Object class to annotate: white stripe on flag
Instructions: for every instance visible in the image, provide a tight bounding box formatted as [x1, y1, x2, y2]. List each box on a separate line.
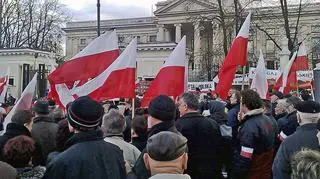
[278, 131, 287, 141]
[240, 146, 254, 159]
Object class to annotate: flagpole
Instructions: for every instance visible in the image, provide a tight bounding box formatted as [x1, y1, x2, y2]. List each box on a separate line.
[239, 65, 246, 121]
[310, 83, 315, 100]
[131, 98, 135, 119]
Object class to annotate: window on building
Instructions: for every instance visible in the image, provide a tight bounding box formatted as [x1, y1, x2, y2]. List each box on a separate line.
[248, 40, 254, 53]
[266, 60, 275, 69]
[9, 77, 14, 86]
[118, 36, 125, 43]
[311, 37, 320, 58]
[311, 25, 320, 33]
[136, 36, 141, 43]
[149, 35, 156, 42]
[266, 28, 275, 35]
[266, 40, 275, 53]
[80, 39, 86, 45]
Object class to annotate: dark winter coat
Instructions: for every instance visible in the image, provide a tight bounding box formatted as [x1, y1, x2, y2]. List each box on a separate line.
[274, 112, 287, 121]
[227, 103, 240, 139]
[131, 135, 147, 152]
[42, 129, 126, 179]
[0, 123, 44, 165]
[277, 111, 298, 140]
[231, 108, 278, 179]
[128, 121, 178, 179]
[176, 112, 223, 179]
[31, 116, 58, 165]
[272, 123, 320, 179]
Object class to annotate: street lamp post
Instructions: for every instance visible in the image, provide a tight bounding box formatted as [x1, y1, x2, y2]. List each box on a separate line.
[97, 0, 100, 37]
[97, 0, 101, 36]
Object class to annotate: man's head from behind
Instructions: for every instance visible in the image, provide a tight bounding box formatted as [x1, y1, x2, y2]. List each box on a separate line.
[143, 131, 188, 175]
[32, 100, 49, 116]
[11, 110, 33, 131]
[102, 109, 126, 136]
[147, 95, 176, 129]
[295, 101, 320, 125]
[67, 96, 104, 132]
[177, 92, 198, 117]
[241, 90, 263, 113]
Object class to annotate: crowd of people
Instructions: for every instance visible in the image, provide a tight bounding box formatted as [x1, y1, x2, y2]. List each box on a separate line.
[0, 89, 319, 179]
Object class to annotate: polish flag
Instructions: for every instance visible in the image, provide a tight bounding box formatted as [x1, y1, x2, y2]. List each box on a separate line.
[54, 39, 137, 107]
[3, 73, 38, 130]
[215, 12, 251, 100]
[251, 50, 268, 99]
[48, 31, 119, 103]
[274, 51, 298, 94]
[295, 43, 309, 70]
[0, 68, 10, 103]
[141, 36, 188, 107]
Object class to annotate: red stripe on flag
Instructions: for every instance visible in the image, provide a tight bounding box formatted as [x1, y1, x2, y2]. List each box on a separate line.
[141, 66, 185, 107]
[216, 36, 248, 100]
[48, 49, 119, 84]
[88, 68, 136, 101]
[294, 56, 309, 71]
[240, 150, 253, 159]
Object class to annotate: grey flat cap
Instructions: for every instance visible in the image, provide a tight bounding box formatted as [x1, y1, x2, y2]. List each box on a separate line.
[146, 131, 188, 161]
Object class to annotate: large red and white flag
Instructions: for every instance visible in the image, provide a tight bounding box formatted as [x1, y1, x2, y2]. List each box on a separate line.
[48, 31, 119, 103]
[3, 73, 38, 130]
[295, 43, 309, 70]
[215, 12, 251, 100]
[54, 39, 137, 107]
[274, 51, 298, 94]
[141, 36, 187, 107]
[0, 67, 10, 103]
[251, 50, 268, 99]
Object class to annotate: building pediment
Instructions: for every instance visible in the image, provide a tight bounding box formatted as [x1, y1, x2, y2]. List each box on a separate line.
[155, 0, 218, 15]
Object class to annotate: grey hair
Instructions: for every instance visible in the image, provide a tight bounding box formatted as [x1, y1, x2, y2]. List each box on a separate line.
[180, 92, 199, 110]
[291, 149, 320, 179]
[276, 99, 287, 109]
[102, 109, 126, 135]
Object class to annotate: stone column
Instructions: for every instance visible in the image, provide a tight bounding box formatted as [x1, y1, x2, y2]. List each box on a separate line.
[212, 21, 220, 48]
[164, 28, 171, 42]
[157, 24, 165, 42]
[279, 37, 291, 70]
[175, 23, 182, 43]
[194, 21, 201, 76]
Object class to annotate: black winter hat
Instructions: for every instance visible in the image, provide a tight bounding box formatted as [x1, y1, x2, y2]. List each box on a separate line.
[148, 95, 175, 121]
[32, 100, 49, 114]
[147, 131, 188, 161]
[295, 101, 320, 113]
[68, 96, 104, 131]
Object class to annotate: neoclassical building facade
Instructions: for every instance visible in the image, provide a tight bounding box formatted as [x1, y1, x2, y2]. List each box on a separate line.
[63, 0, 320, 81]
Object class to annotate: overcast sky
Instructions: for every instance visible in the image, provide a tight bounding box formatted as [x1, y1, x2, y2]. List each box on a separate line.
[60, 0, 163, 21]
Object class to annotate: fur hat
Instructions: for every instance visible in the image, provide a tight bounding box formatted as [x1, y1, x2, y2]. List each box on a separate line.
[148, 95, 175, 122]
[68, 96, 104, 131]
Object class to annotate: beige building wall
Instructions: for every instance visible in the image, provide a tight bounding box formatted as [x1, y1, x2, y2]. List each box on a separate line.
[0, 49, 56, 98]
[63, 0, 320, 80]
